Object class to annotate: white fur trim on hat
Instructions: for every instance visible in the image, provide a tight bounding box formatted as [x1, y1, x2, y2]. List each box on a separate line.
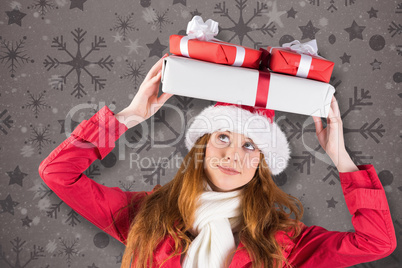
[185, 105, 291, 176]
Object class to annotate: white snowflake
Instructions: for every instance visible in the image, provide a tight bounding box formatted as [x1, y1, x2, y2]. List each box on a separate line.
[156, 129, 165, 140]
[32, 216, 40, 226]
[384, 185, 392, 193]
[112, 32, 123, 43]
[37, 197, 52, 212]
[54, 0, 68, 7]
[264, 0, 286, 28]
[181, 8, 190, 19]
[126, 175, 135, 182]
[142, 7, 157, 23]
[385, 82, 393, 89]
[125, 38, 142, 54]
[394, 107, 402, 116]
[319, 17, 328, 27]
[378, 109, 386, 117]
[10, 1, 22, 10]
[28, 180, 44, 199]
[48, 74, 65, 90]
[21, 144, 35, 157]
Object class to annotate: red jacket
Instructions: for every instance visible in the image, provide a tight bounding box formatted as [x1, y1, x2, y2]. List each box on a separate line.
[38, 106, 397, 268]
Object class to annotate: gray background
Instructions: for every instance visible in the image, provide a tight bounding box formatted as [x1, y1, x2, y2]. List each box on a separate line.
[1, 0, 401, 267]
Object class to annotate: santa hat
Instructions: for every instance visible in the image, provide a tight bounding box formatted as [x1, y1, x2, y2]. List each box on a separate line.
[185, 102, 291, 176]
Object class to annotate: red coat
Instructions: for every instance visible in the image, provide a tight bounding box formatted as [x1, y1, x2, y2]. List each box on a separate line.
[38, 106, 397, 268]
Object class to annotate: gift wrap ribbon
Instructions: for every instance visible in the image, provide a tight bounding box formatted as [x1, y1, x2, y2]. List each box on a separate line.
[179, 36, 246, 67]
[269, 40, 320, 79]
[180, 16, 246, 67]
[255, 71, 271, 108]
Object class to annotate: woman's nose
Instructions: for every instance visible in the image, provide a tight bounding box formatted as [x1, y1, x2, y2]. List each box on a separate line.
[224, 145, 240, 161]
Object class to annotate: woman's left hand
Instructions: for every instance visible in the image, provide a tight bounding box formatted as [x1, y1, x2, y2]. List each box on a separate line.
[312, 95, 357, 171]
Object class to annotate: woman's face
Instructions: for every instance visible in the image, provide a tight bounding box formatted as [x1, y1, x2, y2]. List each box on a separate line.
[204, 131, 261, 192]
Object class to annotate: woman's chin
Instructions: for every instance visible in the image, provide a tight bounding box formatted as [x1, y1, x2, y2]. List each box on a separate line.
[206, 180, 225, 192]
[205, 176, 242, 192]
[209, 181, 238, 192]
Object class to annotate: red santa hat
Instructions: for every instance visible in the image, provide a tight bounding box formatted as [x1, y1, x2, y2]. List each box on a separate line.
[185, 102, 291, 176]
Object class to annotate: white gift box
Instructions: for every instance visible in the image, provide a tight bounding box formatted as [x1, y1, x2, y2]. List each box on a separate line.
[161, 55, 335, 118]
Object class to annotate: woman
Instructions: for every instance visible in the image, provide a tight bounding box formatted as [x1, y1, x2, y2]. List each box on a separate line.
[39, 54, 397, 268]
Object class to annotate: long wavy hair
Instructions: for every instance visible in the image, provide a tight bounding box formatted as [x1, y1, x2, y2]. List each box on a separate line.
[113, 133, 304, 268]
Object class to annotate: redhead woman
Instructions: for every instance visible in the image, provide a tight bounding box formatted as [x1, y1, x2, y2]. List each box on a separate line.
[39, 54, 396, 268]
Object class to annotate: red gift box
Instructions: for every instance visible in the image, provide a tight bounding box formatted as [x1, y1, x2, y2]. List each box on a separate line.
[263, 46, 334, 83]
[169, 35, 262, 69]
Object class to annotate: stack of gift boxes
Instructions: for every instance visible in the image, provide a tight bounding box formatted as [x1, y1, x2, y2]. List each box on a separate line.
[161, 16, 335, 118]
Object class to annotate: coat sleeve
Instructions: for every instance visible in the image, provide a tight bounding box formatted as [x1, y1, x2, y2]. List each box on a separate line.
[287, 164, 397, 268]
[38, 105, 151, 245]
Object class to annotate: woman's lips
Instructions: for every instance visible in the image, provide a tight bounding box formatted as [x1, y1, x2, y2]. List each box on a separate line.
[218, 165, 240, 175]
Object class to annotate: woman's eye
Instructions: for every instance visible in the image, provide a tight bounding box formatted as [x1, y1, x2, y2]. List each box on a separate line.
[218, 134, 229, 143]
[244, 142, 255, 150]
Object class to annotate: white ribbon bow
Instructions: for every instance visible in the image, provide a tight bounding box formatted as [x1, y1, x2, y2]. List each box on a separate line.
[268, 39, 321, 78]
[281, 39, 319, 56]
[180, 16, 246, 67]
[186, 15, 219, 41]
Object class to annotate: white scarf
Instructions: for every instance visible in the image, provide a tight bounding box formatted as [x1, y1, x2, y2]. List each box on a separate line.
[182, 182, 242, 268]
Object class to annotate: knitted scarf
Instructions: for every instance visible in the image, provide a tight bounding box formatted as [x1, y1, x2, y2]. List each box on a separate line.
[182, 182, 242, 268]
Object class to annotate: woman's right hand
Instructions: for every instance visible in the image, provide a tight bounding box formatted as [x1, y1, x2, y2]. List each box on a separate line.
[115, 53, 173, 129]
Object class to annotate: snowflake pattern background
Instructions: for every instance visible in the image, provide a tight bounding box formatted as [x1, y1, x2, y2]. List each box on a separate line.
[0, 0, 401, 267]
